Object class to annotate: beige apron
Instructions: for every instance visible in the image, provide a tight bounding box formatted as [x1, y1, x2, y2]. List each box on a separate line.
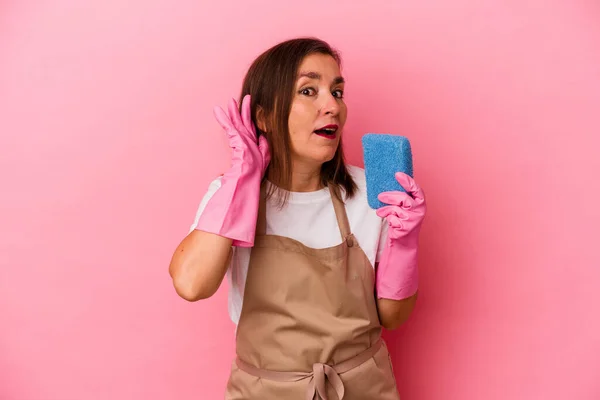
[225, 185, 400, 400]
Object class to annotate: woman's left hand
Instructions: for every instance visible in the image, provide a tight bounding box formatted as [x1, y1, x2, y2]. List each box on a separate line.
[375, 172, 426, 301]
[376, 172, 426, 241]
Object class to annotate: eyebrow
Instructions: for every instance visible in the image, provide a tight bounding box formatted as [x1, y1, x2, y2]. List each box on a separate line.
[298, 71, 345, 85]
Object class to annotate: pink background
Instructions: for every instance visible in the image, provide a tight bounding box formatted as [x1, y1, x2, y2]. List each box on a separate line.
[2, 1, 599, 399]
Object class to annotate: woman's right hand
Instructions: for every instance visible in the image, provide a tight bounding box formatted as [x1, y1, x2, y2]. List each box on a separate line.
[169, 95, 270, 301]
[193, 94, 270, 248]
[214, 94, 270, 179]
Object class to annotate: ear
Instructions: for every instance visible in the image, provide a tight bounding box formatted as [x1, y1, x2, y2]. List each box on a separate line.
[255, 106, 268, 132]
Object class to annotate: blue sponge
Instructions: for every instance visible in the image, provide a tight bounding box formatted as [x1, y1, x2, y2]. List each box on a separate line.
[361, 133, 414, 210]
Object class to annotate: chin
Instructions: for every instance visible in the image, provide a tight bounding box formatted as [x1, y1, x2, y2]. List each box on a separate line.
[297, 142, 339, 166]
[315, 150, 337, 165]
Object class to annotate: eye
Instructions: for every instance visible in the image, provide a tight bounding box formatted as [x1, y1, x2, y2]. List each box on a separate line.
[332, 89, 344, 99]
[299, 87, 316, 96]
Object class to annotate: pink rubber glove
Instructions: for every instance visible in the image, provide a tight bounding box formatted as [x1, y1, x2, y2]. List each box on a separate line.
[195, 95, 270, 247]
[375, 172, 426, 300]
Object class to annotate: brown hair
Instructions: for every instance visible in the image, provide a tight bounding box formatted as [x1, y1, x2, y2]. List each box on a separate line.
[239, 37, 357, 207]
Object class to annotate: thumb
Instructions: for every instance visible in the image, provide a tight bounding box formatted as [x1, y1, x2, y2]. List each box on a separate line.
[258, 135, 271, 168]
[395, 172, 425, 203]
[258, 135, 269, 156]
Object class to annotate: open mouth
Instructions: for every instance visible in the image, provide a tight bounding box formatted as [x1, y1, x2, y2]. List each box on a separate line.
[314, 124, 338, 140]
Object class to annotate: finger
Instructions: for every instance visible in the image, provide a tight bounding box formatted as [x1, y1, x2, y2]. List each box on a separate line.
[241, 95, 254, 134]
[258, 135, 271, 163]
[395, 172, 425, 202]
[386, 214, 405, 229]
[213, 105, 233, 132]
[378, 212, 406, 233]
[376, 205, 408, 220]
[378, 191, 415, 209]
[227, 97, 246, 134]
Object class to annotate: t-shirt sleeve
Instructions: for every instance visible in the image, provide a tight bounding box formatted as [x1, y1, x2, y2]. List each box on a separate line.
[188, 176, 223, 233]
[375, 219, 389, 263]
[188, 176, 235, 276]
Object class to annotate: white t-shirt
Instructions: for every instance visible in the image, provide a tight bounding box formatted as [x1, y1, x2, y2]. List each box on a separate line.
[189, 165, 388, 325]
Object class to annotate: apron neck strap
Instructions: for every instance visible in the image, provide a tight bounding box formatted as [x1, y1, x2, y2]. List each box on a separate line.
[329, 184, 352, 240]
[257, 184, 268, 236]
[256, 183, 351, 240]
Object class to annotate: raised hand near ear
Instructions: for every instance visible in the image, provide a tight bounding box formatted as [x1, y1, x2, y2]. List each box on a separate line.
[195, 95, 271, 247]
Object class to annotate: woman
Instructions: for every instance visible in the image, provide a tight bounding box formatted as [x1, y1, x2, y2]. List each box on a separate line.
[169, 38, 426, 399]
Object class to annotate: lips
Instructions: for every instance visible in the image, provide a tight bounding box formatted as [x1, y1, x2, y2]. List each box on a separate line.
[314, 124, 338, 139]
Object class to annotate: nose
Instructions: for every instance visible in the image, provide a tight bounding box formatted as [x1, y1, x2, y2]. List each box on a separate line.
[321, 92, 340, 116]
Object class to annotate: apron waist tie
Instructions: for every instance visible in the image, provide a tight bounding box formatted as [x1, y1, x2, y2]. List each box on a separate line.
[235, 339, 383, 400]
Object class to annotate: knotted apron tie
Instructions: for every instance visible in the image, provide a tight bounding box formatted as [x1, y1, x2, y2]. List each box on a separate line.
[236, 339, 383, 400]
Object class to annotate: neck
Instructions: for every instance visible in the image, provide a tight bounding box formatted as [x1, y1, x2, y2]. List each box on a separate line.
[269, 160, 323, 192]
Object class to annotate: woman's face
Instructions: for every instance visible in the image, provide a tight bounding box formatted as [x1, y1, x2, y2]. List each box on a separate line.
[288, 53, 347, 168]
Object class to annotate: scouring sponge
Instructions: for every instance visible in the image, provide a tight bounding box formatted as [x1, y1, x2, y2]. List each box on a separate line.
[362, 133, 414, 209]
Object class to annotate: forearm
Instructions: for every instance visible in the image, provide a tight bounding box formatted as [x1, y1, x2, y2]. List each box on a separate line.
[374, 171, 425, 327]
[169, 230, 233, 301]
[376, 291, 418, 330]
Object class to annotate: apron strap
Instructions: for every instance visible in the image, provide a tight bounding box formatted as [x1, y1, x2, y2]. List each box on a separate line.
[256, 184, 268, 236]
[329, 184, 352, 241]
[235, 339, 383, 400]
